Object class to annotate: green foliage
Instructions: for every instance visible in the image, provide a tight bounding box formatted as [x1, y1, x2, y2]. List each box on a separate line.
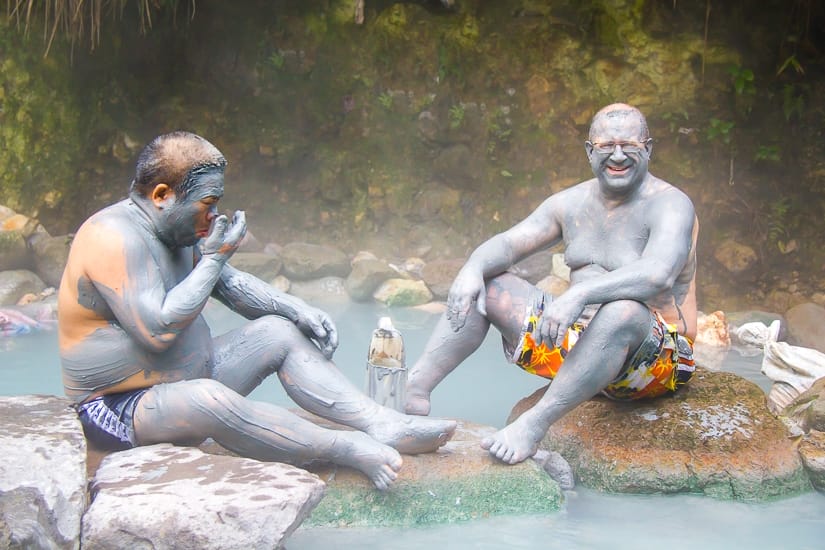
[486, 107, 513, 159]
[267, 51, 285, 70]
[766, 197, 791, 250]
[776, 54, 805, 77]
[662, 110, 690, 134]
[728, 65, 755, 96]
[754, 145, 781, 163]
[448, 104, 465, 129]
[0, 22, 81, 215]
[377, 91, 393, 110]
[705, 118, 734, 145]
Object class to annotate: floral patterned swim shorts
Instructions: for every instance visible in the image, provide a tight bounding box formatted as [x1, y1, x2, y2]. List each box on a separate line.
[505, 295, 695, 400]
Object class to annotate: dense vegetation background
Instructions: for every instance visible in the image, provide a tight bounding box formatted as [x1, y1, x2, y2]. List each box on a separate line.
[2, 0, 824, 312]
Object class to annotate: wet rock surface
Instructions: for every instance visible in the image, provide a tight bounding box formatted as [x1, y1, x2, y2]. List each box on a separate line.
[83, 444, 325, 550]
[0, 395, 87, 549]
[509, 369, 811, 500]
[293, 418, 564, 527]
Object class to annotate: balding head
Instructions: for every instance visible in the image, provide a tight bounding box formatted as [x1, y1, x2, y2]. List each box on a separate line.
[588, 103, 649, 142]
[131, 132, 227, 198]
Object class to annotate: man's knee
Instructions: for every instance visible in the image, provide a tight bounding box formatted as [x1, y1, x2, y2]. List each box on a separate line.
[484, 273, 540, 331]
[592, 300, 651, 337]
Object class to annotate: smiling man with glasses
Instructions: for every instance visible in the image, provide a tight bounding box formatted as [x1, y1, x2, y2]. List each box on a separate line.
[405, 103, 699, 466]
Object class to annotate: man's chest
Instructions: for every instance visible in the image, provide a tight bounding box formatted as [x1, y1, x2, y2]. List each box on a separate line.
[562, 216, 650, 271]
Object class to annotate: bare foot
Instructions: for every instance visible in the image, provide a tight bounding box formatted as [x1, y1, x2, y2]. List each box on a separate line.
[367, 412, 456, 454]
[480, 412, 548, 465]
[331, 431, 403, 490]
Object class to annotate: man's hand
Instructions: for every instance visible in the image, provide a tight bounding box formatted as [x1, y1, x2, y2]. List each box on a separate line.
[294, 304, 339, 359]
[539, 290, 585, 348]
[446, 267, 487, 332]
[199, 211, 247, 262]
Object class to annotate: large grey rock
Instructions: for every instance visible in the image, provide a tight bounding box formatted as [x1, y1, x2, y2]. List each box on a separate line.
[30, 234, 72, 288]
[0, 269, 47, 306]
[289, 276, 350, 307]
[228, 251, 283, 280]
[373, 278, 433, 307]
[0, 229, 30, 272]
[280, 242, 350, 280]
[420, 258, 463, 301]
[784, 302, 825, 353]
[0, 395, 87, 550]
[82, 444, 325, 550]
[345, 257, 397, 301]
[509, 369, 810, 500]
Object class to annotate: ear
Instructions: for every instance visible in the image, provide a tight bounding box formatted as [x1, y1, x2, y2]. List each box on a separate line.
[150, 184, 173, 208]
[644, 138, 653, 158]
[584, 140, 594, 159]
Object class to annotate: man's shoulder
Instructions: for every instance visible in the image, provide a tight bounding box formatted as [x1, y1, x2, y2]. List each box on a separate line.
[74, 201, 144, 245]
[647, 176, 695, 208]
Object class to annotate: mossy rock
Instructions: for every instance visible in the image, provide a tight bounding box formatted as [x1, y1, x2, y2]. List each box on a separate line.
[305, 420, 563, 527]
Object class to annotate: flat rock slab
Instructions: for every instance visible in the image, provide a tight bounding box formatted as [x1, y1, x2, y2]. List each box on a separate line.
[510, 369, 810, 500]
[82, 444, 325, 550]
[292, 419, 563, 527]
[0, 395, 86, 550]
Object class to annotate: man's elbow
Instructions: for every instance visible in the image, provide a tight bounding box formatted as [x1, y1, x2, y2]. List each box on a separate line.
[647, 265, 678, 294]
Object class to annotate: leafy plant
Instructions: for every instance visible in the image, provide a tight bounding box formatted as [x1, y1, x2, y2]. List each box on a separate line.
[728, 65, 755, 96]
[776, 54, 805, 77]
[377, 92, 393, 110]
[448, 104, 465, 129]
[267, 51, 285, 70]
[766, 197, 792, 252]
[662, 110, 690, 134]
[754, 145, 780, 162]
[705, 118, 734, 145]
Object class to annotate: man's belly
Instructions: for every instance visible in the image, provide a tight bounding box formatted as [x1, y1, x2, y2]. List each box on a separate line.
[61, 319, 214, 403]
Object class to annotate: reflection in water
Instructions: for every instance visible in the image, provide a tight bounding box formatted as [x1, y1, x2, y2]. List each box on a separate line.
[3, 300, 824, 549]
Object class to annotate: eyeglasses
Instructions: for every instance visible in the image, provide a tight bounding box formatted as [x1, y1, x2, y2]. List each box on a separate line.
[588, 139, 651, 155]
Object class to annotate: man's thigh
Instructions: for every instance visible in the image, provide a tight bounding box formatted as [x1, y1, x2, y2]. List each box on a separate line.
[210, 315, 296, 395]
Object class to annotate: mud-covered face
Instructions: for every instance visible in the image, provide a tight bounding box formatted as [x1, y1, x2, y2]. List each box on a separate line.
[158, 170, 224, 248]
[585, 111, 652, 198]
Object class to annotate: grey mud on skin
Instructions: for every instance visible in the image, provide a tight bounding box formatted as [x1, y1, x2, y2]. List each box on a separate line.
[405, 103, 698, 466]
[58, 131, 456, 490]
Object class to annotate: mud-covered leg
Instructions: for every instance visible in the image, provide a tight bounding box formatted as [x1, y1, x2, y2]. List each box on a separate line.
[133, 378, 403, 490]
[212, 315, 456, 454]
[404, 307, 491, 416]
[405, 272, 540, 416]
[481, 299, 651, 464]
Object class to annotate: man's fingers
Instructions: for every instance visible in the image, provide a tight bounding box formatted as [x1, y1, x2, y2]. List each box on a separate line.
[211, 214, 228, 237]
[226, 211, 247, 244]
[324, 319, 339, 352]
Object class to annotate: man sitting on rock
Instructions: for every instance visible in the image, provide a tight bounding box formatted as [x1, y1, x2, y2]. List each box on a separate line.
[405, 103, 698, 465]
[58, 131, 455, 490]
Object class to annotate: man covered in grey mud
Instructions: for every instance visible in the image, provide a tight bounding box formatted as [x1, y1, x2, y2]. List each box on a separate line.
[58, 131, 456, 490]
[405, 103, 698, 465]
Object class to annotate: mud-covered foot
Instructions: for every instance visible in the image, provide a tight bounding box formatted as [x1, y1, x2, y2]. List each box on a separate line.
[480, 412, 548, 465]
[331, 431, 404, 490]
[367, 412, 456, 454]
